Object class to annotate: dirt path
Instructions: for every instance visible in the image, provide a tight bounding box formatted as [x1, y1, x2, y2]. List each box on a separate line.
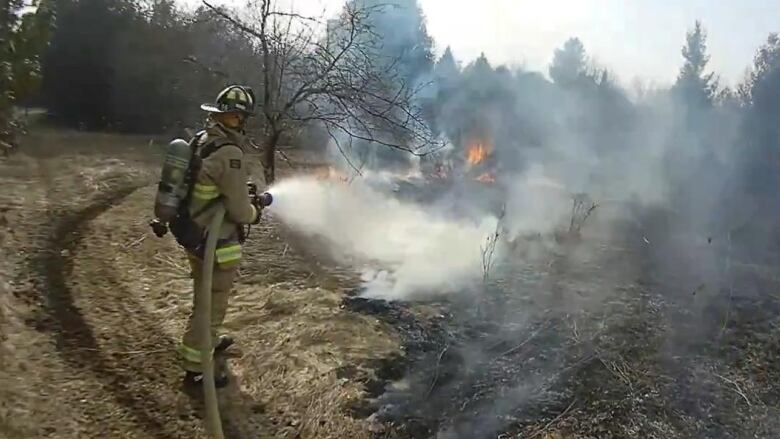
[1, 134, 172, 438]
[0, 129, 402, 438]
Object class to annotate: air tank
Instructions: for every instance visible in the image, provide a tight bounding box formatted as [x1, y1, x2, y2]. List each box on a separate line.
[154, 138, 192, 222]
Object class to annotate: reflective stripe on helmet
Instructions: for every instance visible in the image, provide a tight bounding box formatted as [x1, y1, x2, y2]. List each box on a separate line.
[226, 88, 245, 102]
[192, 183, 219, 200]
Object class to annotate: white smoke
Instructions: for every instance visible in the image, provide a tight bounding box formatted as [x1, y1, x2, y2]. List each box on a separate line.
[502, 164, 574, 238]
[267, 176, 500, 300]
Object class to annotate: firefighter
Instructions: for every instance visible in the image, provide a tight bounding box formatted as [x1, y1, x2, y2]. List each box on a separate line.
[177, 85, 264, 387]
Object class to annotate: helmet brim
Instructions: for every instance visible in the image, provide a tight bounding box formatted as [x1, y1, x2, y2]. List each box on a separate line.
[200, 103, 254, 115]
[200, 104, 226, 113]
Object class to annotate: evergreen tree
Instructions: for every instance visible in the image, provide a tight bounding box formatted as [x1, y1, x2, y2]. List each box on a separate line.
[739, 33, 780, 195]
[42, 0, 136, 129]
[41, 0, 257, 133]
[465, 52, 493, 78]
[739, 33, 780, 107]
[673, 20, 718, 108]
[434, 46, 459, 83]
[549, 37, 589, 87]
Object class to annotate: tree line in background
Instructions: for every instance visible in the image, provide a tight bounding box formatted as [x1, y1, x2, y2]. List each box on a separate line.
[1, 0, 54, 153]
[27, 0, 442, 182]
[1, 0, 780, 199]
[40, 0, 262, 134]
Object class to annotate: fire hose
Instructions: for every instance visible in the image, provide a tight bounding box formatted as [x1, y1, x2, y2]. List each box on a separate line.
[199, 190, 272, 439]
[148, 206, 227, 437]
[200, 204, 226, 439]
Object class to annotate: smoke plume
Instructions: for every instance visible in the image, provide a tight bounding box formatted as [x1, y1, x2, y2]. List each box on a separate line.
[266, 9, 780, 436]
[267, 176, 501, 299]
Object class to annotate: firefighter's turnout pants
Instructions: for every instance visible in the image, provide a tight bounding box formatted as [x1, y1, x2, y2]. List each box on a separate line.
[177, 251, 239, 373]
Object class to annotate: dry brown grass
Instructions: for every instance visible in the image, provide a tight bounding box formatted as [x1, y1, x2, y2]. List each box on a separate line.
[1, 127, 402, 438]
[114, 187, 401, 438]
[0, 140, 160, 438]
[230, 282, 398, 438]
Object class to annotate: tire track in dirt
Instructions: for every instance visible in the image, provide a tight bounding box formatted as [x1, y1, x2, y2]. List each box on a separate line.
[31, 182, 179, 439]
[11, 142, 406, 438]
[2, 136, 287, 437]
[33, 177, 273, 439]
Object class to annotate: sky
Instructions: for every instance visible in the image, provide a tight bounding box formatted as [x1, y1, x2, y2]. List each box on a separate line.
[189, 0, 780, 88]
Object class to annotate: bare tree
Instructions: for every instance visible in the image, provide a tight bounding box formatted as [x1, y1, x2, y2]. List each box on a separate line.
[203, 0, 442, 184]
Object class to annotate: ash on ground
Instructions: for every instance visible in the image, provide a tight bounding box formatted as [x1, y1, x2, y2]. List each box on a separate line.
[344, 213, 780, 439]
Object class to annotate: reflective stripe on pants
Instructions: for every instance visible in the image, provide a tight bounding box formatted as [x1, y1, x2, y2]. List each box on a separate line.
[215, 244, 242, 266]
[178, 343, 205, 364]
[179, 252, 237, 373]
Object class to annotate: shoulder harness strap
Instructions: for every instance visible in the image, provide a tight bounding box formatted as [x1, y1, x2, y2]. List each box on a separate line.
[187, 134, 237, 220]
[200, 136, 236, 160]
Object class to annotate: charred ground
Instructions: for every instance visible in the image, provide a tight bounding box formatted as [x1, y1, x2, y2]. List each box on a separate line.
[343, 205, 780, 439]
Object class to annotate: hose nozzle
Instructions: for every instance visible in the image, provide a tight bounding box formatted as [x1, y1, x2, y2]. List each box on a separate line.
[259, 192, 273, 207]
[247, 182, 273, 207]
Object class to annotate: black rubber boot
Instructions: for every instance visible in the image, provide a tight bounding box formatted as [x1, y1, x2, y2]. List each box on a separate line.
[214, 335, 234, 353]
[184, 370, 229, 388]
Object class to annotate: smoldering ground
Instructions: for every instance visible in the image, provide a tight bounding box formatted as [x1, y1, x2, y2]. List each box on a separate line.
[264, 5, 780, 437]
[262, 53, 780, 439]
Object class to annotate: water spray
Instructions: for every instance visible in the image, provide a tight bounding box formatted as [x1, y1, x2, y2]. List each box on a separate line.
[263, 176, 500, 300]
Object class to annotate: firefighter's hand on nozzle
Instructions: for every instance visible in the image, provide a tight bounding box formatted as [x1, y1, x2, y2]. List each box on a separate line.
[247, 181, 258, 197]
[249, 184, 273, 225]
[250, 192, 273, 210]
[247, 181, 273, 208]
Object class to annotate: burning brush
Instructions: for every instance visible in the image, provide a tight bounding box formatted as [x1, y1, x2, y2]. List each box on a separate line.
[465, 139, 497, 184]
[466, 141, 491, 167]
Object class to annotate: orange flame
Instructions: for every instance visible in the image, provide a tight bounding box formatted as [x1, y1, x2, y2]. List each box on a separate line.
[466, 141, 491, 166]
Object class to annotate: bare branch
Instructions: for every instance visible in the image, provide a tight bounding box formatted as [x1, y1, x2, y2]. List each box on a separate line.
[267, 11, 322, 23]
[276, 148, 295, 168]
[202, 1, 262, 40]
[207, 0, 443, 181]
[325, 124, 363, 177]
[280, 4, 361, 116]
[182, 55, 229, 78]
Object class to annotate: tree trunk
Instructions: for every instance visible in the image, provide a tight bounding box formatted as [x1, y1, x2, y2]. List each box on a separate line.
[262, 130, 280, 185]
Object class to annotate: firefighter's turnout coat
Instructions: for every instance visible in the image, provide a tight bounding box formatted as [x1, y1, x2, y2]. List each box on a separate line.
[177, 123, 259, 373]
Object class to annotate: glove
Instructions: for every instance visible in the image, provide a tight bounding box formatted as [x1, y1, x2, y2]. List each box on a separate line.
[250, 197, 263, 224]
[246, 182, 262, 225]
